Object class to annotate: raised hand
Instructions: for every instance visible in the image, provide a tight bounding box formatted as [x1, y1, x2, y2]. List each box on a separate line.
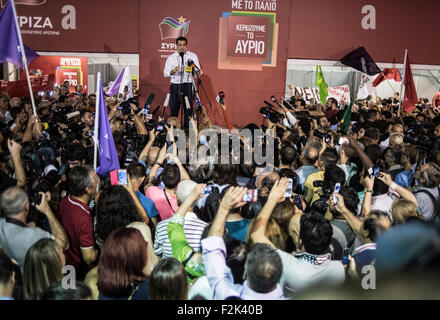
[219, 187, 248, 211]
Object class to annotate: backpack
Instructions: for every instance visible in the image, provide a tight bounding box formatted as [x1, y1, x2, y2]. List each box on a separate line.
[195, 186, 220, 223]
[414, 186, 440, 224]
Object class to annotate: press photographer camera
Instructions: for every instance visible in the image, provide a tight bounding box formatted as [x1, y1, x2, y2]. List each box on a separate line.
[403, 122, 433, 150]
[153, 121, 170, 148]
[118, 97, 141, 116]
[259, 107, 281, 123]
[313, 130, 332, 143]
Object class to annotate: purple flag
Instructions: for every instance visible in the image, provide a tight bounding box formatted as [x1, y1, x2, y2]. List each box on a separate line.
[0, 0, 39, 69]
[96, 77, 120, 176]
[106, 66, 125, 96]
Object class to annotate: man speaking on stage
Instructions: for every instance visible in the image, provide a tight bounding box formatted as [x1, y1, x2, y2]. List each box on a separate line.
[163, 37, 202, 129]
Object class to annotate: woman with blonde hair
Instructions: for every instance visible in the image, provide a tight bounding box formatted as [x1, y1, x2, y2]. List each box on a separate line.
[391, 199, 423, 225]
[23, 238, 65, 300]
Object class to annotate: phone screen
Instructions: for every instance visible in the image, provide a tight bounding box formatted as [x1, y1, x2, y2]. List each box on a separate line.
[118, 169, 128, 185]
[373, 167, 380, 177]
[332, 183, 341, 204]
[243, 189, 258, 202]
[284, 178, 293, 198]
[203, 186, 212, 194]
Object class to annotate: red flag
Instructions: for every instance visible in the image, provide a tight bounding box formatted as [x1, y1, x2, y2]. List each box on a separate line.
[372, 68, 402, 87]
[402, 50, 418, 114]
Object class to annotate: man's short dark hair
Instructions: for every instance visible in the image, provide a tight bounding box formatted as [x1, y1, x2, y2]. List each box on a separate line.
[280, 145, 297, 166]
[245, 243, 282, 293]
[323, 164, 346, 196]
[300, 211, 333, 255]
[321, 149, 338, 168]
[162, 164, 181, 189]
[366, 109, 378, 121]
[338, 186, 359, 216]
[68, 165, 94, 197]
[127, 163, 146, 180]
[328, 98, 338, 106]
[364, 145, 382, 165]
[66, 143, 86, 162]
[176, 37, 187, 44]
[80, 109, 92, 119]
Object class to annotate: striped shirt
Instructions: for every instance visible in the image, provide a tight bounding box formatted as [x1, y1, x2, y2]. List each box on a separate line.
[154, 212, 208, 258]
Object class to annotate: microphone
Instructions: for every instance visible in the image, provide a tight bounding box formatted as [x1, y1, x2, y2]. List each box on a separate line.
[216, 91, 225, 105]
[270, 96, 282, 108]
[184, 96, 191, 110]
[161, 93, 170, 117]
[142, 93, 155, 115]
[66, 111, 80, 119]
[151, 105, 161, 116]
[264, 100, 275, 109]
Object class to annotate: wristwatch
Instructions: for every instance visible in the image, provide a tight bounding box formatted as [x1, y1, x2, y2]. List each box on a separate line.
[365, 189, 373, 193]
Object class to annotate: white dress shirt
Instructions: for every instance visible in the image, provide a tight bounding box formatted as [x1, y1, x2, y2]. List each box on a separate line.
[163, 51, 202, 84]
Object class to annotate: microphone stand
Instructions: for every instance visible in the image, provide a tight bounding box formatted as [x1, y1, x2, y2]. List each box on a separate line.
[191, 64, 212, 109]
[179, 53, 185, 129]
[191, 72, 202, 129]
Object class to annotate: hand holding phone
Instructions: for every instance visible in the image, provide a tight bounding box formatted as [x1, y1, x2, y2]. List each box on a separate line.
[110, 169, 128, 186]
[284, 178, 293, 198]
[342, 248, 350, 265]
[332, 182, 341, 205]
[243, 189, 258, 202]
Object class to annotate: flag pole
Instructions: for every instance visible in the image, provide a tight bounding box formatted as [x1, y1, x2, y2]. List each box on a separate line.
[380, 71, 397, 93]
[398, 49, 408, 117]
[10, 0, 37, 117]
[93, 72, 101, 173]
[427, 70, 440, 86]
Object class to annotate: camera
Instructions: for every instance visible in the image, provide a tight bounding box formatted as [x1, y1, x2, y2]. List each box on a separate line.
[259, 107, 280, 123]
[313, 130, 332, 143]
[118, 97, 141, 115]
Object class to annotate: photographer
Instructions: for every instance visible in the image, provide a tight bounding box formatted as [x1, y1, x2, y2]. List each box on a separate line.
[0, 187, 68, 270]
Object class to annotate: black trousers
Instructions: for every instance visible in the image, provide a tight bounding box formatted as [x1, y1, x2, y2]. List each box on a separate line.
[169, 82, 194, 129]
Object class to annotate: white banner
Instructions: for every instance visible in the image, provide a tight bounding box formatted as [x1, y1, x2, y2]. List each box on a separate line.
[287, 84, 351, 105]
[357, 74, 376, 100]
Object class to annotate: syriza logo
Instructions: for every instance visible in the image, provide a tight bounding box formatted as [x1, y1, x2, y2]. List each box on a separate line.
[158, 16, 190, 59]
[1, 0, 46, 7]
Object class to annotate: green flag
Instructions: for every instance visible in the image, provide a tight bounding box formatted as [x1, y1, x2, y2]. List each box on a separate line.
[339, 103, 352, 134]
[339, 88, 355, 134]
[315, 65, 328, 105]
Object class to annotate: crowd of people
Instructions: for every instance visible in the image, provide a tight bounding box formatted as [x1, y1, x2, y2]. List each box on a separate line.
[1, 80, 440, 300]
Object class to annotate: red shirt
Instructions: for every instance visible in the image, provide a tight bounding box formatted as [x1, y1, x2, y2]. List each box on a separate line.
[57, 195, 95, 270]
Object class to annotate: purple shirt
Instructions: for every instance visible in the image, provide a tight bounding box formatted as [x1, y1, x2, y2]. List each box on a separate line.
[201, 236, 285, 300]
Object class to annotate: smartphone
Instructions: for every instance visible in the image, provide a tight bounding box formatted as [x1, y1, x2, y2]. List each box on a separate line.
[203, 185, 213, 194]
[243, 189, 258, 202]
[156, 125, 164, 131]
[118, 169, 128, 185]
[373, 166, 380, 177]
[292, 194, 303, 211]
[332, 183, 341, 204]
[342, 248, 350, 265]
[110, 170, 118, 186]
[284, 178, 293, 198]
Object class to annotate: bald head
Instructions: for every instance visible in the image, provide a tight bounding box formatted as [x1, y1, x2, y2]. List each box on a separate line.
[0, 187, 29, 216]
[392, 124, 403, 134]
[303, 146, 319, 166]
